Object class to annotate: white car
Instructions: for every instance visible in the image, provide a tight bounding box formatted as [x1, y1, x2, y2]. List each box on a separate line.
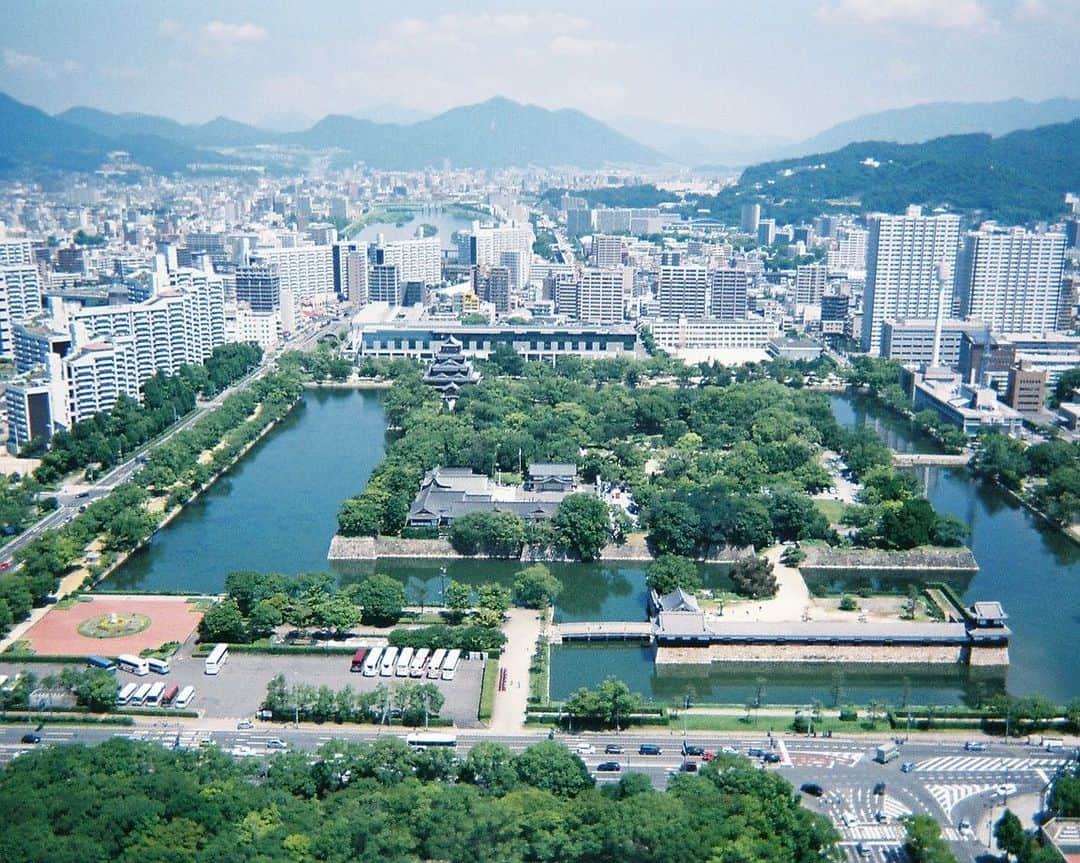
[237, 719, 253, 730]
[266, 738, 288, 750]
[575, 743, 596, 755]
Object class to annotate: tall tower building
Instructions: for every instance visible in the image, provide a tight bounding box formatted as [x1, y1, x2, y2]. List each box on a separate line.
[578, 267, 630, 324]
[955, 227, 1066, 334]
[593, 235, 624, 269]
[860, 208, 961, 355]
[794, 263, 827, 305]
[659, 266, 709, 320]
[369, 264, 401, 304]
[740, 204, 761, 235]
[0, 265, 43, 359]
[709, 269, 749, 320]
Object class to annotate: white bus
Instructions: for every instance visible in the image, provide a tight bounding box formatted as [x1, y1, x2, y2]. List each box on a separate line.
[130, 683, 152, 706]
[117, 683, 137, 706]
[441, 648, 461, 681]
[405, 732, 457, 748]
[379, 646, 399, 677]
[204, 643, 228, 675]
[144, 682, 166, 706]
[395, 646, 414, 677]
[174, 685, 195, 709]
[409, 647, 430, 677]
[147, 657, 170, 675]
[362, 646, 383, 677]
[117, 654, 150, 676]
[427, 648, 447, 679]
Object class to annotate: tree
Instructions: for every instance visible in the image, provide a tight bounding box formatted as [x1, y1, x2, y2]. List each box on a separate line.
[903, 814, 959, 863]
[489, 343, 525, 377]
[645, 555, 701, 595]
[476, 583, 511, 616]
[643, 500, 701, 557]
[199, 597, 248, 643]
[994, 809, 1027, 859]
[512, 564, 563, 608]
[247, 599, 283, 639]
[514, 741, 594, 797]
[337, 495, 381, 537]
[459, 741, 519, 795]
[552, 494, 612, 561]
[730, 555, 777, 599]
[443, 580, 471, 619]
[448, 511, 526, 558]
[312, 595, 361, 635]
[565, 677, 640, 729]
[1052, 366, 1080, 407]
[353, 574, 406, 626]
[879, 497, 937, 549]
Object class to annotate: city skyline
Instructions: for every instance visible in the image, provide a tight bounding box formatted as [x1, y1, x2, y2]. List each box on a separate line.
[0, 0, 1078, 141]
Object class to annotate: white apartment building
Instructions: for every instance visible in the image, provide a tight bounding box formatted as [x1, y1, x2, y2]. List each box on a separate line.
[593, 235, 624, 269]
[578, 267, 631, 324]
[648, 316, 778, 351]
[826, 227, 868, 273]
[57, 337, 140, 425]
[0, 265, 44, 359]
[465, 222, 534, 287]
[377, 236, 441, 286]
[250, 244, 334, 307]
[0, 238, 34, 267]
[955, 227, 1066, 334]
[860, 208, 961, 355]
[794, 263, 827, 306]
[659, 266, 709, 320]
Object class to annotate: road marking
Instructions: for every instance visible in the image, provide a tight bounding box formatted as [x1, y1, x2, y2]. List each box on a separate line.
[916, 755, 1065, 773]
[925, 783, 1014, 818]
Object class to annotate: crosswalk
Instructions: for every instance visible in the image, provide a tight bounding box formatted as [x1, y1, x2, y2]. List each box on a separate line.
[123, 728, 213, 750]
[915, 755, 1064, 773]
[925, 783, 1015, 818]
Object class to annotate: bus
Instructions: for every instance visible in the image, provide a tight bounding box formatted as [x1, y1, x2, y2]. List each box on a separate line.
[174, 685, 195, 709]
[117, 654, 150, 676]
[409, 647, 430, 677]
[161, 685, 180, 707]
[395, 646, 414, 677]
[130, 683, 152, 706]
[117, 683, 137, 706]
[405, 732, 457, 748]
[147, 657, 170, 675]
[87, 655, 116, 672]
[427, 648, 447, 679]
[204, 643, 228, 675]
[362, 646, 383, 677]
[875, 743, 900, 764]
[144, 682, 166, 707]
[441, 648, 461, 681]
[350, 647, 368, 673]
[379, 646, 399, 677]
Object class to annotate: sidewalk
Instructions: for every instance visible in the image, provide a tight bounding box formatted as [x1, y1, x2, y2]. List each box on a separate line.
[722, 545, 811, 623]
[488, 608, 543, 733]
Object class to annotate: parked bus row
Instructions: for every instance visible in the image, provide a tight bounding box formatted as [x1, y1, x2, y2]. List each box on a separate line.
[351, 646, 460, 680]
[88, 655, 170, 676]
[116, 683, 195, 709]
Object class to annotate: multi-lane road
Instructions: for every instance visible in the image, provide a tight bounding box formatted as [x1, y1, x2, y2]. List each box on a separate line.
[0, 722, 1072, 863]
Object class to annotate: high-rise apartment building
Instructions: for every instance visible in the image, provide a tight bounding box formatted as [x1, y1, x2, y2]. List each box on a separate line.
[860, 208, 961, 355]
[369, 264, 401, 304]
[250, 245, 334, 307]
[0, 265, 43, 359]
[592, 235, 624, 269]
[0, 238, 34, 267]
[709, 269, 749, 320]
[659, 266, 709, 320]
[955, 227, 1066, 334]
[376, 237, 441, 286]
[826, 227, 868, 273]
[332, 241, 367, 303]
[740, 204, 761, 235]
[794, 263, 827, 305]
[236, 264, 281, 313]
[578, 267, 631, 324]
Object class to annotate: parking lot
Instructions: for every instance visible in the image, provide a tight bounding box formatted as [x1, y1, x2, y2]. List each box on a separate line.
[1, 646, 486, 728]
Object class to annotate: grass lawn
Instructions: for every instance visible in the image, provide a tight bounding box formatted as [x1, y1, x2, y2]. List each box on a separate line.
[478, 656, 500, 722]
[813, 499, 848, 524]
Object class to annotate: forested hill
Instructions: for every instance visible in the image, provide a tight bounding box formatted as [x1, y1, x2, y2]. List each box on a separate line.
[736, 120, 1080, 225]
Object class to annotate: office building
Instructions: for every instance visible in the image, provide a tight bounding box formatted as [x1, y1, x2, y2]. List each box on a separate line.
[821, 292, 850, 322]
[332, 241, 365, 300]
[740, 203, 761, 235]
[1006, 363, 1047, 413]
[0, 265, 44, 359]
[882, 318, 989, 368]
[659, 266, 709, 320]
[480, 266, 511, 314]
[5, 378, 53, 451]
[648, 317, 778, 352]
[578, 267, 630, 324]
[709, 269, 749, 320]
[566, 208, 592, 237]
[344, 251, 369, 309]
[1065, 218, 1079, 249]
[955, 227, 1066, 334]
[369, 264, 401, 304]
[794, 263, 827, 305]
[235, 264, 281, 313]
[860, 208, 961, 355]
[757, 219, 776, 246]
[593, 235, 624, 269]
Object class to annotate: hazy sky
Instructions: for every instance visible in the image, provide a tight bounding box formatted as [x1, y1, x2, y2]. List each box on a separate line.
[2, 0, 1078, 139]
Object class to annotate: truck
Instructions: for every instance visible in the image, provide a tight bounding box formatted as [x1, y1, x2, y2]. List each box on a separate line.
[875, 743, 900, 764]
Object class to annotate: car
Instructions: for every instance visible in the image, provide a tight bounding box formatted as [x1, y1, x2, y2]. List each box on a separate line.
[604, 744, 623, 754]
[638, 744, 662, 755]
[900, 761, 915, 772]
[682, 743, 705, 756]
[20, 733, 41, 744]
[720, 745, 738, 755]
[762, 752, 781, 763]
[800, 783, 825, 797]
[237, 719, 254, 730]
[958, 819, 972, 833]
[875, 811, 887, 823]
[679, 760, 698, 773]
[595, 761, 621, 772]
[747, 746, 765, 757]
[701, 751, 716, 762]
[872, 782, 886, 796]
[964, 741, 987, 751]
[856, 842, 871, 858]
[76, 491, 90, 499]
[575, 743, 596, 755]
[266, 738, 288, 750]
[0, 561, 10, 571]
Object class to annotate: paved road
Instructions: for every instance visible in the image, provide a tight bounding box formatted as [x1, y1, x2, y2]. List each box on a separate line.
[0, 317, 344, 568]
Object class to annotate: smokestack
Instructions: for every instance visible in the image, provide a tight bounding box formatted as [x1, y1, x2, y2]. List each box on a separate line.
[930, 260, 947, 369]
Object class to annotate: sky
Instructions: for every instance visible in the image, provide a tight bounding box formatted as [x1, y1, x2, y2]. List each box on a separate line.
[2, 0, 1079, 140]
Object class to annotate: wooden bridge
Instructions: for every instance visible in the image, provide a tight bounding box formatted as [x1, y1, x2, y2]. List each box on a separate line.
[892, 452, 971, 467]
[550, 621, 655, 644]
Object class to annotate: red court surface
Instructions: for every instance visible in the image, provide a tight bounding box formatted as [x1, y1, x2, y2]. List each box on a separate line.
[20, 596, 203, 657]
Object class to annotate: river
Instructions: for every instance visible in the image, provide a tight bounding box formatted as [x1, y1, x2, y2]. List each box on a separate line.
[104, 385, 1077, 708]
[349, 207, 475, 251]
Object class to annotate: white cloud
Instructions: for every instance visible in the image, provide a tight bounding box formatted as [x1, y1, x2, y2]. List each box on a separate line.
[818, 0, 996, 31]
[201, 21, 269, 45]
[549, 35, 617, 57]
[3, 48, 50, 75]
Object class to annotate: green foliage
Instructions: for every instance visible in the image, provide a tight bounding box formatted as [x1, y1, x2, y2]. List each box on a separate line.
[645, 555, 702, 595]
[351, 574, 406, 626]
[972, 430, 1030, 490]
[730, 555, 778, 599]
[448, 510, 526, 558]
[1052, 366, 1080, 407]
[1051, 763, 1080, 817]
[199, 597, 248, 643]
[564, 676, 641, 728]
[839, 594, 858, 611]
[387, 624, 507, 654]
[443, 580, 471, 618]
[53, 667, 118, 712]
[512, 564, 563, 608]
[903, 814, 959, 863]
[514, 740, 595, 796]
[552, 493, 612, 561]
